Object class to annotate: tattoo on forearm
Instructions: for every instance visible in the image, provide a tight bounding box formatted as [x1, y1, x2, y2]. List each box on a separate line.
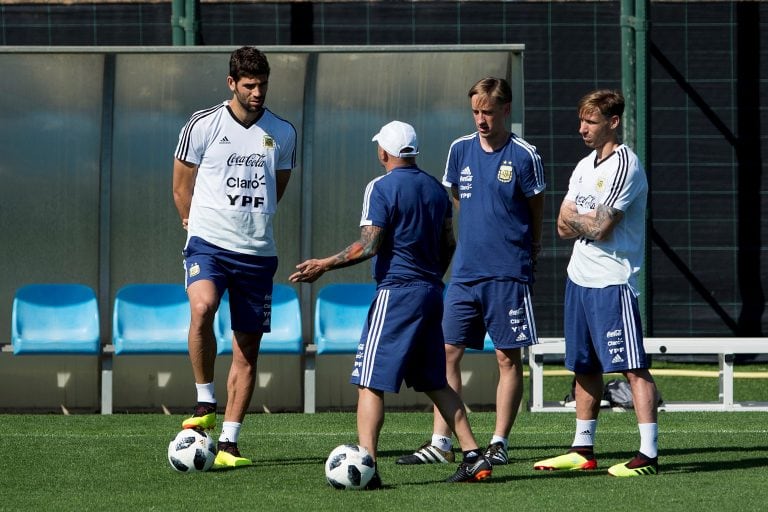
[567, 204, 620, 240]
[329, 226, 383, 269]
[595, 204, 619, 225]
[330, 242, 364, 267]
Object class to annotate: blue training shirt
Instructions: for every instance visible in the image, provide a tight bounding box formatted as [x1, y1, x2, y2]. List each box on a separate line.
[443, 132, 545, 283]
[360, 165, 452, 287]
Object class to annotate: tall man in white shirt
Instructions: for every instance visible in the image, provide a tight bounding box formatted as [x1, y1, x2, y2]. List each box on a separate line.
[172, 46, 297, 469]
[534, 89, 658, 477]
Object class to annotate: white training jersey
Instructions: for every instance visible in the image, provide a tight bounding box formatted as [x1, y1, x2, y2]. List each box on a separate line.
[565, 144, 647, 295]
[175, 102, 297, 256]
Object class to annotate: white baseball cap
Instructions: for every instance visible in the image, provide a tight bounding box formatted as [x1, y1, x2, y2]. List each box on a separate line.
[372, 120, 419, 158]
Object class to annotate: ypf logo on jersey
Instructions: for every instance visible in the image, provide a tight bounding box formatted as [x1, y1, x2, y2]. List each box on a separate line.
[497, 161, 514, 183]
[459, 166, 473, 199]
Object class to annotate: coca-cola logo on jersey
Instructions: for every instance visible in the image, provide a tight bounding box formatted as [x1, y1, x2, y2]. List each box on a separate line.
[575, 194, 597, 211]
[227, 153, 266, 167]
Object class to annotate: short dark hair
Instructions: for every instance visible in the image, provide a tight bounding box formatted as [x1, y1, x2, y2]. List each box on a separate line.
[578, 89, 625, 118]
[229, 46, 270, 82]
[468, 77, 512, 105]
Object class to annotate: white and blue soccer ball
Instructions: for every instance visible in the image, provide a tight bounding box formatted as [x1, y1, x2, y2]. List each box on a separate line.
[324, 444, 376, 490]
[167, 429, 217, 473]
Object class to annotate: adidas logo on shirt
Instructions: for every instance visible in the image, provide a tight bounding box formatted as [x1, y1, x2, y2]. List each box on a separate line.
[516, 332, 528, 342]
[611, 353, 624, 364]
[219, 136, 231, 144]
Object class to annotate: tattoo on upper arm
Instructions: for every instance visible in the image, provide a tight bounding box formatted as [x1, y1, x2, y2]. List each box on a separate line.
[360, 225, 383, 253]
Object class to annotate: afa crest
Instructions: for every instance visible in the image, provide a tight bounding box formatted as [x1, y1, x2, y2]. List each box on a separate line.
[263, 135, 275, 149]
[497, 163, 514, 183]
[596, 177, 606, 193]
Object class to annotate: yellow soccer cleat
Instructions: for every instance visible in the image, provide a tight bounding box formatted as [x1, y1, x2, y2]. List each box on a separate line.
[212, 442, 252, 470]
[534, 451, 598, 471]
[181, 403, 217, 431]
[608, 454, 658, 477]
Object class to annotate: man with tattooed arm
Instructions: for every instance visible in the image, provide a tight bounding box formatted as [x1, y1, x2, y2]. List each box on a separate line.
[290, 121, 492, 487]
[533, 89, 659, 477]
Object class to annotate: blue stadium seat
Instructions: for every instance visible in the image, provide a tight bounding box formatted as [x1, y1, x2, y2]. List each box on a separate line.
[214, 284, 303, 355]
[112, 283, 190, 355]
[314, 283, 377, 354]
[11, 283, 100, 355]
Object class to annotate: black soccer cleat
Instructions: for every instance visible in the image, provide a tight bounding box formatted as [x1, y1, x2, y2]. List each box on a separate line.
[445, 455, 493, 483]
[483, 442, 509, 466]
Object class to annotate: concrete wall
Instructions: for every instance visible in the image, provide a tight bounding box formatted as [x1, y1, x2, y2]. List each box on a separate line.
[0, 352, 503, 413]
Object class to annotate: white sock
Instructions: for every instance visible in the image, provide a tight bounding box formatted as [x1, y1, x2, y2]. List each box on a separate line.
[572, 419, 597, 448]
[638, 423, 658, 458]
[490, 435, 508, 450]
[195, 382, 216, 404]
[431, 434, 452, 452]
[219, 422, 242, 444]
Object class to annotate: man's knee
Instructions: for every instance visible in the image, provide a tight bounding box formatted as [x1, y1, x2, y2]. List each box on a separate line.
[496, 347, 522, 370]
[445, 343, 465, 365]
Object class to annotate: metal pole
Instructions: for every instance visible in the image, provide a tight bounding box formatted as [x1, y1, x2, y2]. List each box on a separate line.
[635, 0, 651, 333]
[635, 0, 649, 169]
[98, 54, 116, 413]
[622, 0, 654, 332]
[185, 0, 200, 46]
[300, 53, 318, 413]
[620, 0, 637, 149]
[170, 0, 185, 46]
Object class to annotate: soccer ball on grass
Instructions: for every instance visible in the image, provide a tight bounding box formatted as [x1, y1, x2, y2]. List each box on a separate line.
[167, 429, 217, 473]
[324, 444, 376, 490]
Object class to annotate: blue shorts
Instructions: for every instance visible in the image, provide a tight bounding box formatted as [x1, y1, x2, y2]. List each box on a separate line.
[564, 278, 648, 373]
[350, 282, 447, 393]
[183, 236, 278, 334]
[442, 279, 538, 350]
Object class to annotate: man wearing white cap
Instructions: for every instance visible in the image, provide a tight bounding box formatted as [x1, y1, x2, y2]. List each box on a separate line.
[290, 120, 492, 487]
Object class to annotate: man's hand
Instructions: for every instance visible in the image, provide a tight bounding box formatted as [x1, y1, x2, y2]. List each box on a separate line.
[289, 259, 328, 283]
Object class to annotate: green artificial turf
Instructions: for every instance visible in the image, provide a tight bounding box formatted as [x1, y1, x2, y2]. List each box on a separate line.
[3, 407, 767, 511]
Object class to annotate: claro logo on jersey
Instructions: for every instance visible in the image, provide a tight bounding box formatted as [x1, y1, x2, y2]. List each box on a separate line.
[226, 153, 267, 209]
[227, 175, 265, 189]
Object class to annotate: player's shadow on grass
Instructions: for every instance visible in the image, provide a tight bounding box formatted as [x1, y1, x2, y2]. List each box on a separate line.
[378, 448, 421, 459]
[254, 456, 326, 467]
[653, 445, 768, 474]
[256, 445, 768, 481]
[385, 442, 768, 482]
[514, 444, 768, 477]
[663, 456, 767, 473]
